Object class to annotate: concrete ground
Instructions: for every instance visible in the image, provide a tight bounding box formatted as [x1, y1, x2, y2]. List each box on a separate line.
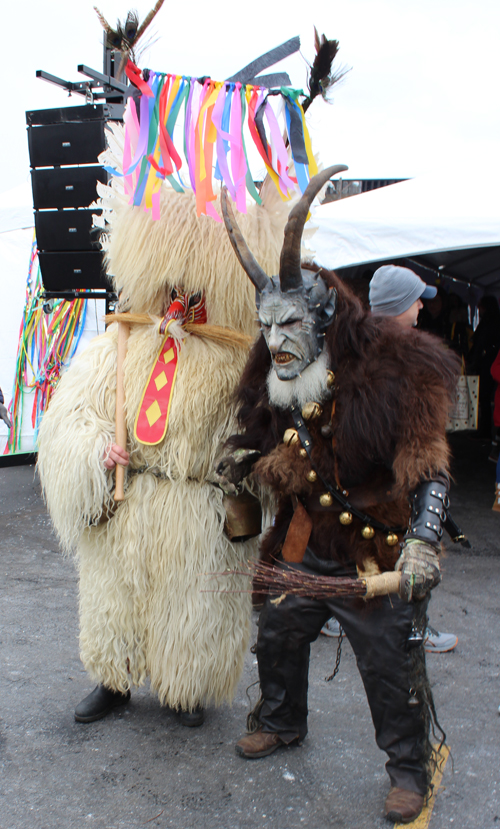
[1, 432, 499, 829]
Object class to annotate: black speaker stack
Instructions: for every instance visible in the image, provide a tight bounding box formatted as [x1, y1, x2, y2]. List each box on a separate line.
[27, 48, 131, 302]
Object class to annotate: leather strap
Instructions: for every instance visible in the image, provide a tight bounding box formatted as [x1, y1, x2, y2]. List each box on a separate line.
[281, 498, 313, 563]
[290, 406, 406, 534]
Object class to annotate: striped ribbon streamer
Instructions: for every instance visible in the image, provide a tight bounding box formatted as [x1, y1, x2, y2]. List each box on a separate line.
[3, 239, 87, 455]
[105, 61, 316, 220]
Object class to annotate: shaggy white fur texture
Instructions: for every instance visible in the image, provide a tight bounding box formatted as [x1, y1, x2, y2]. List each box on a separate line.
[38, 132, 295, 709]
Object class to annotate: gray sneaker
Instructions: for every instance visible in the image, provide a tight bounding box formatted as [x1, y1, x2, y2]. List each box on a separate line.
[320, 617, 341, 637]
[424, 625, 458, 653]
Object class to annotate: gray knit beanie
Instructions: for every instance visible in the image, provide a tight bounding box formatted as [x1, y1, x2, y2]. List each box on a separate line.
[369, 265, 437, 316]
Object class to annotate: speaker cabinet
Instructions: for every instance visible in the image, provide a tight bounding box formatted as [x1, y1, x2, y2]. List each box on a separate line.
[31, 167, 107, 210]
[27, 104, 119, 294]
[28, 120, 106, 167]
[38, 252, 111, 291]
[34, 210, 102, 251]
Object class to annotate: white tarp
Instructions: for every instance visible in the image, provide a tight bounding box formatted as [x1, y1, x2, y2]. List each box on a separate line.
[0, 184, 105, 455]
[309, 170, 500, 271]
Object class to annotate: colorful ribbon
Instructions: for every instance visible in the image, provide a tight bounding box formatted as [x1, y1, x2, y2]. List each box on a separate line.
[3, 237, 87, 455]
[117, 61, 316, 220]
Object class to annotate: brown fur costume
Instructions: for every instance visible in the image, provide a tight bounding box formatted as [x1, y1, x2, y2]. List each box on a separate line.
[228, 266, 459, 573]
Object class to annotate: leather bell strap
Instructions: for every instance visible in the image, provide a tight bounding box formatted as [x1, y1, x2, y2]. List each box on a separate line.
[290, 405, 406, 535]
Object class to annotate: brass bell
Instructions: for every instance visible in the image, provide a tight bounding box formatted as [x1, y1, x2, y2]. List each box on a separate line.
[319, 492, 333, 507]
[361, 525, 375, 540]
[385, 533, 399, 547]
[320, 424, 332, 438]
[302, 401, 323, 421]
[326, 370, 335, 388]
[306, 470, 318, 483]
[299, 448, 308, 458]
[283, 428, 299, 446]
[339, 511, 353, 525]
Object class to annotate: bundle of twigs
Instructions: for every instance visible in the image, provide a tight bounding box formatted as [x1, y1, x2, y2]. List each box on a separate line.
[205, 560, 401, 600]
[251, 561, 366, 598]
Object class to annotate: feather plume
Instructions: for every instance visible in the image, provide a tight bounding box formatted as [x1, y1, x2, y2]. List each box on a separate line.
[302, 26, 350, 113]
[95, 2, 166, 76]
[136, 0, 165, 40]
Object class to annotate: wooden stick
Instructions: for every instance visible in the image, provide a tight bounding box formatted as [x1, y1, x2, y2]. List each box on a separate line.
[114, 321, 130, 501]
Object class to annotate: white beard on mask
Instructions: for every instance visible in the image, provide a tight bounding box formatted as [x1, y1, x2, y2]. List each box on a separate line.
[267, 350, 331, 410]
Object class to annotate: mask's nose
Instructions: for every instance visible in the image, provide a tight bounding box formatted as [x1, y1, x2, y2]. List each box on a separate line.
[267, 324, 286, 355]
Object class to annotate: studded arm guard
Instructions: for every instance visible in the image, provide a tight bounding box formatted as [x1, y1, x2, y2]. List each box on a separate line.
[395, 476, 449, 602]
[405, 476, 450, 549]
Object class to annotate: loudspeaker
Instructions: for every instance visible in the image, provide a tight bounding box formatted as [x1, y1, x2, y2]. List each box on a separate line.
[34, 210, 102, 251]
[38, 252, 111, 291]
[27, 120, 106, 167]
[26, 104, 121, 295]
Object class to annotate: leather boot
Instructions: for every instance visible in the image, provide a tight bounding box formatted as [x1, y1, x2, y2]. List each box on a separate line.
[385, 787, 425, 823]
[179, 706, 205, 727]
[236, 727, 288, 759]
[74, 684, 131, 723]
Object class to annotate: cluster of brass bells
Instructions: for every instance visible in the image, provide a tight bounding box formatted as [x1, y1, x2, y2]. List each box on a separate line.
[282, 386, 399, 549]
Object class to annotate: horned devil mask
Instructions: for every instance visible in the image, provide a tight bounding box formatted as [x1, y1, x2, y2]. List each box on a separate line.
[222, 165, 347, 380]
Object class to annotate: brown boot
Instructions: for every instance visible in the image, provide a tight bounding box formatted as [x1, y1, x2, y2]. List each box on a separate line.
[236, 727, 286, 759]
[385, 787, 425, 823]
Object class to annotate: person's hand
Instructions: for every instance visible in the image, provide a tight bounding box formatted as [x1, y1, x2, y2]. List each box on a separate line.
[103, 444, 130, 470]
[214, 448, 261, 495]
[0, 403, 12, 429]
[395, 540, 441, 602]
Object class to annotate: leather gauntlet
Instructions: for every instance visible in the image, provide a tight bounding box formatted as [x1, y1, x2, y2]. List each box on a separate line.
[405, 476, 449, 548]
[395, 541, 441, 602]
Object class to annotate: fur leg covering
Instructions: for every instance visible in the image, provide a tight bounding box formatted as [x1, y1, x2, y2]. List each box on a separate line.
[78, 476, 255, 707]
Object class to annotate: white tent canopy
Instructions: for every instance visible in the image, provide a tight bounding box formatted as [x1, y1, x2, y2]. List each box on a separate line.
[309, 170, 500, 294]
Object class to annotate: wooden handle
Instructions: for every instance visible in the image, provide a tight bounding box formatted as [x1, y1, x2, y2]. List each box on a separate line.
[114, 321, 130, 501]
[363, 571, 401, 599]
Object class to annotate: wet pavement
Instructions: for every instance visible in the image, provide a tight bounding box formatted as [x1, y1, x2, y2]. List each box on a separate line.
[1, 432, 499, 829]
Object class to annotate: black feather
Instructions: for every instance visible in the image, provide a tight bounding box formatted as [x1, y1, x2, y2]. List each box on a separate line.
[302, 26, 349, 114]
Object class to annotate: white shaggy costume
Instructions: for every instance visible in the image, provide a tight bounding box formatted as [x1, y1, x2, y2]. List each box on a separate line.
[37, 137, 291, 710]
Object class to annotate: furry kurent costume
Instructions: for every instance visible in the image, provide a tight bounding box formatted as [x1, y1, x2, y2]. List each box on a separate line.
[37, 124, 292, 719]
[216, 168, 460, 824]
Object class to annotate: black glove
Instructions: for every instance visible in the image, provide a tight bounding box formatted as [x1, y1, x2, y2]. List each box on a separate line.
[214, 449, 261, 495]
[395, 540, 441, 602]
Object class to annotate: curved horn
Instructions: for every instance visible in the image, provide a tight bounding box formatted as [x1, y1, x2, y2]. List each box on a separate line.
[279, 164, 348, 292]
[221, 188, 271, 293]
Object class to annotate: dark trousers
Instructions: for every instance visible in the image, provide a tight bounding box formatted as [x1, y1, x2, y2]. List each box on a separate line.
[256, 554, 430, 794]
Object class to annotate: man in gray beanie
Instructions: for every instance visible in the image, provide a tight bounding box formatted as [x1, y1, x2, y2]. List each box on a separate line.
[321, 265, 456, 651]
[369, 265, 437, 328]
[322, 266, 457, 652]
[369, 264, 457, 655]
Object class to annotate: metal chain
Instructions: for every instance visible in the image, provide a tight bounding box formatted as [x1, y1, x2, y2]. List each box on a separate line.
[325, 625, 344, 682]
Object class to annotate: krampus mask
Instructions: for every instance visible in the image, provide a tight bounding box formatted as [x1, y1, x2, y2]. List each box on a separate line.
[221, 165, 347, 380]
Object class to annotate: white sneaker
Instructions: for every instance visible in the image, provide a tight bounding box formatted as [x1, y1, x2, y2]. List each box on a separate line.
[424, 625, 458, 653]
[320, 617, 341, 637]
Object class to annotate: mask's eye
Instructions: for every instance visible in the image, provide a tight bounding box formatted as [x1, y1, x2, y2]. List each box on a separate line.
[171, 288, 178, 301]
[188, 292, 202, 308]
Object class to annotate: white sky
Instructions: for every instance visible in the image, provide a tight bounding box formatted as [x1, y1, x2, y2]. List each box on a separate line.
[2, 0, 499, 194]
